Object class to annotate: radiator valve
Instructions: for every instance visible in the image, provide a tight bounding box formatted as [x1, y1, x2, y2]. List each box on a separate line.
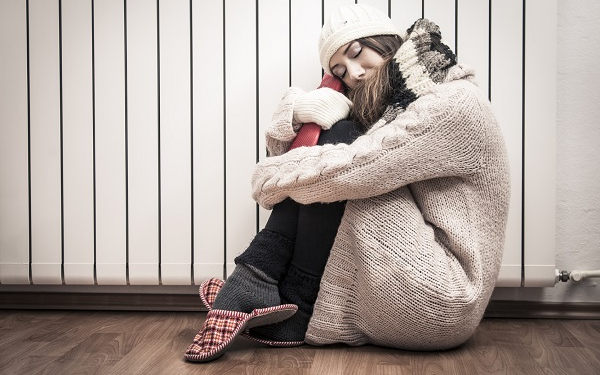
[569, 270, 600, 282]
[556, 269, 571, 283]
[555, 269, 600, 283]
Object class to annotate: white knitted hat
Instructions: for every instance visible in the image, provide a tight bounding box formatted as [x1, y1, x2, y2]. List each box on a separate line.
[319, 4, 399, 74]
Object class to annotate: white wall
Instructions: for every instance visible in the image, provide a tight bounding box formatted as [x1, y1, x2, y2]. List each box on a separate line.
[492, 0, 600, 303]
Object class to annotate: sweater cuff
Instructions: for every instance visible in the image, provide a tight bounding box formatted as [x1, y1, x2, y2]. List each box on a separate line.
[265, 87, 305, 156]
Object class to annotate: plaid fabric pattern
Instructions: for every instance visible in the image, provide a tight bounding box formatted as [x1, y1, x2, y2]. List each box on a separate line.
[185, 304, 301, 362]
[199, 278, 224, 310]
[197, 278, 305, 348]
[185, 309, 249, 362]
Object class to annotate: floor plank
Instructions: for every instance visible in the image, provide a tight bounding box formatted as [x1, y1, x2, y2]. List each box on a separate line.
[0, 310, 599, 375]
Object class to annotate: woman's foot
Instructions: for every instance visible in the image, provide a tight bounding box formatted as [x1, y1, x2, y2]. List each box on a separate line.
[212, 264, 281, 313]
[184, 304, 298, 362]
[248, 263, 321, 342]
[198, 278, 306, 347]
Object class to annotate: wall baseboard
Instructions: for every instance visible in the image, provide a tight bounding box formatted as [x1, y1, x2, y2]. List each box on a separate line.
[484, 300, 600, 319]
[0, 292, 599, 319]
[0, 291, 203, 312]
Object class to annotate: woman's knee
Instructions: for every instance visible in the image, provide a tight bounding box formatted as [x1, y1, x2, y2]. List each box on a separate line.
[318, 120, 363, 146]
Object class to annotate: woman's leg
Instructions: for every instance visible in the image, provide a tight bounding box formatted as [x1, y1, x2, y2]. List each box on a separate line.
[213, 120, 362, 319]
[188, 121, 363, 363]
[250, 120, 364, 340]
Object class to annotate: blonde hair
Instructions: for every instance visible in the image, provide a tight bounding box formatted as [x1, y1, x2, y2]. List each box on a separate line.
[346, 35, 402, 129]
[348, 57, 394, 130]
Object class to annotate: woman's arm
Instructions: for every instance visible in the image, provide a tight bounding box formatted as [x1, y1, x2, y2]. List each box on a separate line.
[265, 87, 304, 157]
[252, 81, 493, 209]
[266, 86, 352, 156]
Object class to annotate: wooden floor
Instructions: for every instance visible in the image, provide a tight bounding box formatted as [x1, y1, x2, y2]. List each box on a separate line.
[1, 310, 599, 375]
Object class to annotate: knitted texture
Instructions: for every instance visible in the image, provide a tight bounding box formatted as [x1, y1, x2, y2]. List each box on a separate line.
[319, 4, 398, 75]
[388, 19, 456, 111]
[211, 264, 280, 313]
[265, 87, 304, 157]
[293, 87, 352, 130]
[249, 264, 322, 342]
[252, 20, 510, 350]
[234, 229, 295, 281]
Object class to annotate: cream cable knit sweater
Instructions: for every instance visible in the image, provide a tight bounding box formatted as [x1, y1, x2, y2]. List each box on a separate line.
[253, 22, 510, 350]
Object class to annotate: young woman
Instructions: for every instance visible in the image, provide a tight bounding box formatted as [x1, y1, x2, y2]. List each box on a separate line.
[186, 3, 510, 362]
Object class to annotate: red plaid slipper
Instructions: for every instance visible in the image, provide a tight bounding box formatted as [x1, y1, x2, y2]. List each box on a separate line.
[199, 278, 224, 310]
[198, 278, 305, 348]
[185, 304, 298, 362]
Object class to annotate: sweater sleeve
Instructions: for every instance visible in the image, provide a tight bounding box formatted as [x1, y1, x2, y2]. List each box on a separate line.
[252, 80, 492, 209]
[265, 87, 305, 157]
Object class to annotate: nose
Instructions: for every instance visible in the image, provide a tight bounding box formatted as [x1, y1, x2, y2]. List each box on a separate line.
[347, 64, 365, 83]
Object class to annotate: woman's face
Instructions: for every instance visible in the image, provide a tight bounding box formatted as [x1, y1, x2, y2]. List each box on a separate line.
[329, 41, 385, 89]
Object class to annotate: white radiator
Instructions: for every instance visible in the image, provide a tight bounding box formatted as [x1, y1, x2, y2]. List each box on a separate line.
[0, 0, 556, 288]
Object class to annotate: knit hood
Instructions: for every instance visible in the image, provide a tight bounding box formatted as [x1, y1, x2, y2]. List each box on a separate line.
[386, 19, 461, 112]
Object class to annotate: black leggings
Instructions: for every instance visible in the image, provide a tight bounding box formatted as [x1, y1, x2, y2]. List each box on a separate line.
[264, 120, 363, 276]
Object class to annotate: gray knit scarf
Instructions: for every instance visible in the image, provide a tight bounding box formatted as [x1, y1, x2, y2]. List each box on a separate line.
[386, 19, 457, 113]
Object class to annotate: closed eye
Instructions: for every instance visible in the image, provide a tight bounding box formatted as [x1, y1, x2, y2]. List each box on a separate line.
[332, 66, 346, 79]
[349, 41, 362, 59]
[330, 41, 363, 80]
[353, 47, 362, 59]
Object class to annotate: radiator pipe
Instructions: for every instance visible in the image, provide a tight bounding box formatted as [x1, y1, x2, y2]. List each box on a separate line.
[555, 269, 600, 283]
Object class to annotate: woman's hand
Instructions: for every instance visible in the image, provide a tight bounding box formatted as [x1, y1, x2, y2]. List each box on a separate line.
[293, 87, 352, 130]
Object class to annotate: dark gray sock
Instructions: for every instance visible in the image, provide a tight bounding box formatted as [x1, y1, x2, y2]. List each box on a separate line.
[211, 264, 281, 313]
[212, 229, 296, 313]
[248, 263, 321, 342]
[234, 229, 295, 281]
